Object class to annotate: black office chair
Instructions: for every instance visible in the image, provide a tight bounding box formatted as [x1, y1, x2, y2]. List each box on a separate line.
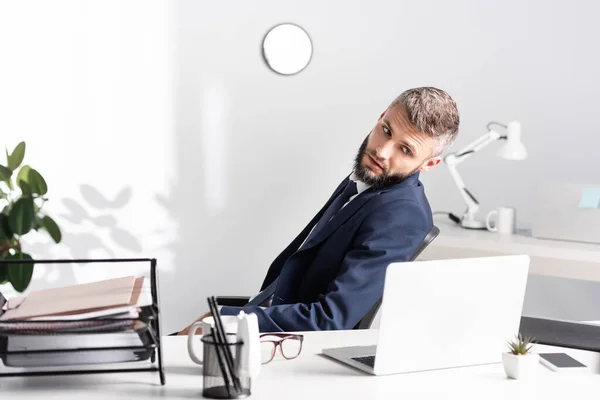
[217, 225, 441, 330]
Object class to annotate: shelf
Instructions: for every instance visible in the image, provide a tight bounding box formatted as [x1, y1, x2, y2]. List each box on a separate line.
[425, 219, 600, 282]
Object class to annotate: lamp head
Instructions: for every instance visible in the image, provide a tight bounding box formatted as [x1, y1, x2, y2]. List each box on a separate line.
[496, 121, 527, 160]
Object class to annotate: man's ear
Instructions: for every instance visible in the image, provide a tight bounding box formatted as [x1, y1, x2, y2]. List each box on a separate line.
[419, 156, 442, 172]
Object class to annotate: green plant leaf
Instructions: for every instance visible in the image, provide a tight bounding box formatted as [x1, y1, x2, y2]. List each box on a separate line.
[41, 215, 61, 243]
[0, 164, 12, 182]
[16, 165, 47, 195]
[506, 333, 536, 355]
[19, 180, 32, 196]
[7, 252, 34, 292]
[16, 165, 31, 195]
[8, 196, 35, 235]
[27, 168, 47, 195]
[0, 259, 7, 285]
[16, 165, 30, 186]
[7, 142, 26, 171]
[0, 214, 11, 241]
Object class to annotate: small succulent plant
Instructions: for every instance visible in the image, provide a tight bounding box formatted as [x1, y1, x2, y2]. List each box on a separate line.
[506, 333, 536, 355]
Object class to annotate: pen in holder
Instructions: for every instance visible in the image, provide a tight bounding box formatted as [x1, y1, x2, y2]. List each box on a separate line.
[201, 331, 251, 399]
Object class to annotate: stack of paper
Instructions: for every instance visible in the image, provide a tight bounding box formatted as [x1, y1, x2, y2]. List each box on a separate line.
[0, 276, 152, 367]
[1, 276, 143, 319]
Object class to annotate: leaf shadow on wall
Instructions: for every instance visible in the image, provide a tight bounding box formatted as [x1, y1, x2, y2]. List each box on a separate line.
[59, 184, 143, 257]
[18, 184, 143, 291]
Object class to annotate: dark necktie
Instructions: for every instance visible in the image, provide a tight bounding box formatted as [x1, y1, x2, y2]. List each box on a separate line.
[245, 179, 358, 307]
[309, 178, 358, 238]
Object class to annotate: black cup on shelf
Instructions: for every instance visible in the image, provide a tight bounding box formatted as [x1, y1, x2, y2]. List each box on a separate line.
[201, 332, 250, 399]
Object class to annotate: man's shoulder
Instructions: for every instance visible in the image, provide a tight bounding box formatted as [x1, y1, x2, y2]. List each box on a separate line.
[373, 179, 428, 207]
[371, 190, 429, 216]
[365, 182, 432, 225]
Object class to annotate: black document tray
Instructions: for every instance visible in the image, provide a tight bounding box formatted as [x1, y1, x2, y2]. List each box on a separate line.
[0, 258, 165, 385]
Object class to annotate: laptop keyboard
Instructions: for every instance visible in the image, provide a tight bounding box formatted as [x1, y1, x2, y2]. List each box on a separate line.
[519, 316, 600, 352]
[351, 355, 375, 368]
[347, 318, 600, 370]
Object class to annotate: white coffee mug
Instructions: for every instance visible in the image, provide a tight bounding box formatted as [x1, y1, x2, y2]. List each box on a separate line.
[187, 315, 239, 365]
[486, 207, 516, 234]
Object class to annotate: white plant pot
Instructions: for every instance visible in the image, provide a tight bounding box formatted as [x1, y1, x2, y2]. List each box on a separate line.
[502, 352, 540, 379]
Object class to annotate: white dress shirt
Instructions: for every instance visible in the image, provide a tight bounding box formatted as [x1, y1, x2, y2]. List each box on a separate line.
[346, 171, 371, 207]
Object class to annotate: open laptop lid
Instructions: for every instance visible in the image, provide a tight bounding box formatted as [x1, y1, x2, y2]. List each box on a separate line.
[373, 255, 530, 375]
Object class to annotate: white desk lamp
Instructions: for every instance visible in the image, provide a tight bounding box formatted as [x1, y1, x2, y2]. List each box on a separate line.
[443, 121, 528, 229]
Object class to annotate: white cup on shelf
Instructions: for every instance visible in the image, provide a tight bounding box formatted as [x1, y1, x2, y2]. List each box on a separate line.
[486, 207, 516, 235]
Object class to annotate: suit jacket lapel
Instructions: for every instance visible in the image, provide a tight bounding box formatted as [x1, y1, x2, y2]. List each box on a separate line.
[300, 188, 381, 250]
[258, 175, 350, 290]
[299, 172, 421, 251]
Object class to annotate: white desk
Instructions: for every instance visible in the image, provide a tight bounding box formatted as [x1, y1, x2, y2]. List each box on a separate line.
[426, 218, 600, 282]
[1, 331, 600, 399]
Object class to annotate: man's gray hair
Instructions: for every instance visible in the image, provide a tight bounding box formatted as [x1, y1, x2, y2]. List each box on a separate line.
[391, 87, 459, 156]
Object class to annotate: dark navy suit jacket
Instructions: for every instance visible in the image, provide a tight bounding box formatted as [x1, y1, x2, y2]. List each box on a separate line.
[220, 172, 433, 332]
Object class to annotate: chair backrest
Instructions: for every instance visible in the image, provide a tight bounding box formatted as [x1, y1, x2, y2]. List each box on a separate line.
[354, 225, 440, 330]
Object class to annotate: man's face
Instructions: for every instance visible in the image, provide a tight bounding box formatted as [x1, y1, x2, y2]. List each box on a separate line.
[353, 105, 441, 190]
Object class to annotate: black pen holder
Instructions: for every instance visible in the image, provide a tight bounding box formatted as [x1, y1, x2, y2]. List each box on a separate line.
[201, 333, 251, 399]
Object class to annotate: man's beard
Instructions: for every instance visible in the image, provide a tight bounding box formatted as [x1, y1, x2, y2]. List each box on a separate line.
[352, 135, 418, 191]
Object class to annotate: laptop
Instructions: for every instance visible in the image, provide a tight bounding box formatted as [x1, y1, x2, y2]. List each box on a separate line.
[321, 255, 530, 375]
[531, 181, 600, 245]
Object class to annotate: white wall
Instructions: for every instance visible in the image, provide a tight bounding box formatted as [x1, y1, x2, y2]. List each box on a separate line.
[1, 0, 599, 332]
[0, 0, 177, 320]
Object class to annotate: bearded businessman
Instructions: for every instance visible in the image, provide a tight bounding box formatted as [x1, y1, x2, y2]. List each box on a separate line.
[179, 87, 460, 334]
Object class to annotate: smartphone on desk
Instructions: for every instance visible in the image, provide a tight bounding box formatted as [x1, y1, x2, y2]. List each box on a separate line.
[539, 353, 587, 372]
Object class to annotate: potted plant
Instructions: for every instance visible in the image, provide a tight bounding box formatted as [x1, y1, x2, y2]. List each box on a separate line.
[502, 333, 539, 379]
[0, 141, 62, 293]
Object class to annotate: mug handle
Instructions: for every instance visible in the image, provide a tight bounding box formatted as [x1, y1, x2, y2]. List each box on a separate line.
[486, 210, 498, 232]
[187, 321, 205, 365]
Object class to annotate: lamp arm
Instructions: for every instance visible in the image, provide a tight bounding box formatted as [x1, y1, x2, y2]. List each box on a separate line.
[442, 128, 504, 229]
[445, 160, 480, 216]
[451, 130, 503, 166]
